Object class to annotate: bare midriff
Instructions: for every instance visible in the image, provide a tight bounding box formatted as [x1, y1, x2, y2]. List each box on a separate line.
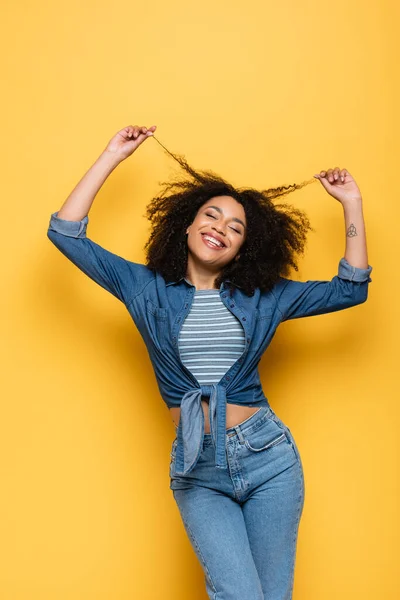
[169, 400, 261, 433]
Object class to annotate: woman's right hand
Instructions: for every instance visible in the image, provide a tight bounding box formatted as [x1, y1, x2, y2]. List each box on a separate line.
[103, 124, 157, 161]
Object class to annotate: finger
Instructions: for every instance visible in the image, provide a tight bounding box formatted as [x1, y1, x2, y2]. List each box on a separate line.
[333, 167, 340, 181]
[314, 172, 329, 187]
[326, 168, 334, 183]
[136, 129, 153, 144]
[141, 125, 157, 137]
[316, 175, 330, 190]
[319, 169, 331, 181]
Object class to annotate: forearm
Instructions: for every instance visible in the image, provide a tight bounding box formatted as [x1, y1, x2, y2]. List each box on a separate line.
[56, 151, 122, 221]
[342, 198, 369, 270]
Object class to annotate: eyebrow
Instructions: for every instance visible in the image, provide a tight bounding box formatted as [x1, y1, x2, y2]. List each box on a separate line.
[206, 205, 246, 229]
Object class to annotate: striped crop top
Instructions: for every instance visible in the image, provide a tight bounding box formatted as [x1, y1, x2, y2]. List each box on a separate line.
[178, 289, 246, 385]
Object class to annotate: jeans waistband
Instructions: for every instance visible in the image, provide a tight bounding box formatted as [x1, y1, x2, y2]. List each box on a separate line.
[173, 405, 273, 436]
[198, 404, 273, 445]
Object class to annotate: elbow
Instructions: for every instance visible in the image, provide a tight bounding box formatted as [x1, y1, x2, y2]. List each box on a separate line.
[47, 227, 56, 243]
[337, 274, 371, 308]
[353, 281, 370, 306]
[47, 227, 62, 247]
[47, 227, 70, 254]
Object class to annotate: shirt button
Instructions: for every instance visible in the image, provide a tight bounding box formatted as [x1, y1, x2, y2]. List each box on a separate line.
[247, 337, 250, 342]
[222, 294, 227, 298]
[177, 318, 181, 322]
[226, 376, 231, 381]
[184, 304, 188, 308]
[242, 317, 246, 321]
[230, 304, 234, 308]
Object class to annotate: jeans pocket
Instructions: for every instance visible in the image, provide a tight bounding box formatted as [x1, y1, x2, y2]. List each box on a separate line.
[267, 412, 303, 466]
[244, 423, 287, 453]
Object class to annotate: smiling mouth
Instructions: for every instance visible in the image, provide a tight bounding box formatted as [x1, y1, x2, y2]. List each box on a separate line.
[201, 233, 226, 249]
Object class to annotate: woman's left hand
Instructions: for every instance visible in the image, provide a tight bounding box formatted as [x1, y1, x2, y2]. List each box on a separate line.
[314, 167, 362, 205]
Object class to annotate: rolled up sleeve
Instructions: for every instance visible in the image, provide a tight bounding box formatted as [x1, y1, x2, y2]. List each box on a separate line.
[47, 211, 153, 305]
[274, 257, 373, 321]
[337, 256, 373, 283]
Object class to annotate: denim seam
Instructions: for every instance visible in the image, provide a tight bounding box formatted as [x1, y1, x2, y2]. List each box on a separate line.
[338, 257, 372, 283]
[174, 416, 206, 474]
[180, 512, 218, 596]
[268, 415, 304, 468]
[125, 277, 155, 309]
[270, 287, 284, 319]
[288, 487, 304, 598]
[244, 432, 286, 453]
[238, 411, 273, 438]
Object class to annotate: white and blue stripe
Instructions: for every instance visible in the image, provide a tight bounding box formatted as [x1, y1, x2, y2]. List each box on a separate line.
[178, 289, 246, 385]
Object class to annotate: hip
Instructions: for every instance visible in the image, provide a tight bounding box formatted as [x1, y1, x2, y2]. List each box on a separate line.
[170, 404, 305, 503]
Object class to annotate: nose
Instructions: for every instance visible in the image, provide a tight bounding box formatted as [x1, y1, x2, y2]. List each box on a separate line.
[212, 223, 226, 237]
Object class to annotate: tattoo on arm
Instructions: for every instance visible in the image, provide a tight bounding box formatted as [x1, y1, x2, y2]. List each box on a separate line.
[347, 223, 358, 237]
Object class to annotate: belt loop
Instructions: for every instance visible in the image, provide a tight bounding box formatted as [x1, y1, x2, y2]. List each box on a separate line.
[234, 424, 246, 444]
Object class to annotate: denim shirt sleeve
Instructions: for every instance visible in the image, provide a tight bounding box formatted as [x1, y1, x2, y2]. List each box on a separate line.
[273, 257, 373, 321]
[47, 211, 153, 305]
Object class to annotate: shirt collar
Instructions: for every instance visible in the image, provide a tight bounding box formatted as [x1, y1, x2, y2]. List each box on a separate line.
[165, 276, 243, 289]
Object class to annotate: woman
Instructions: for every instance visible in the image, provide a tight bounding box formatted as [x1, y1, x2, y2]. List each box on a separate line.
[47, 124, 373, 600]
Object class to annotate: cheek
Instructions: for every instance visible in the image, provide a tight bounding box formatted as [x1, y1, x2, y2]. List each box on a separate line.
[232, 238, 244, 252]
[188, 233, 202, 253]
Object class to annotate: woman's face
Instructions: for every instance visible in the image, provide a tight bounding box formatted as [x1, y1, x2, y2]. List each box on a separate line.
[186, 196, 247, 271]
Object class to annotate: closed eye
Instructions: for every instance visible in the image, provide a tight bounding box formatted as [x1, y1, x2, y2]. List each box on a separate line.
[205, 212, 242, 234]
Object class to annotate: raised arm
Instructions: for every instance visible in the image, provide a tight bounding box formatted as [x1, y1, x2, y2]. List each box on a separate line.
[274, 167, 373, 321]
[47, 124, 157, 305]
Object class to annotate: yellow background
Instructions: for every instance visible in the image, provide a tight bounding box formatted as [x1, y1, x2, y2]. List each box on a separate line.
[1, 1, 398, 598]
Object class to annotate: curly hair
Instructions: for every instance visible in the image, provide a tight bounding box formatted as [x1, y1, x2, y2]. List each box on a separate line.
[143, 138, 317, 297]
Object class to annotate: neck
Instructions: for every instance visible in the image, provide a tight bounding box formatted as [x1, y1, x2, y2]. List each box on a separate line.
[185, 255, 222, 290]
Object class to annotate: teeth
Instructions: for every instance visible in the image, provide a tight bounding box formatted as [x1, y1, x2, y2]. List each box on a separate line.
[203, 234, 223, 247]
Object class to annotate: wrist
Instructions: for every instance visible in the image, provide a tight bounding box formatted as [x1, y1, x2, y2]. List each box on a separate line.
[342, 196, 363, 210]
[98, 149, 123, 170]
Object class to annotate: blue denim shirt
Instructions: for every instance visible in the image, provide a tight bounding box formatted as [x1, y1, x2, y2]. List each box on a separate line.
[47, 211, 373, 476]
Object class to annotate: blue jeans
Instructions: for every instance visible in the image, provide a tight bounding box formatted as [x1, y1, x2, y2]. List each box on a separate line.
[170, 405, 305, 599]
